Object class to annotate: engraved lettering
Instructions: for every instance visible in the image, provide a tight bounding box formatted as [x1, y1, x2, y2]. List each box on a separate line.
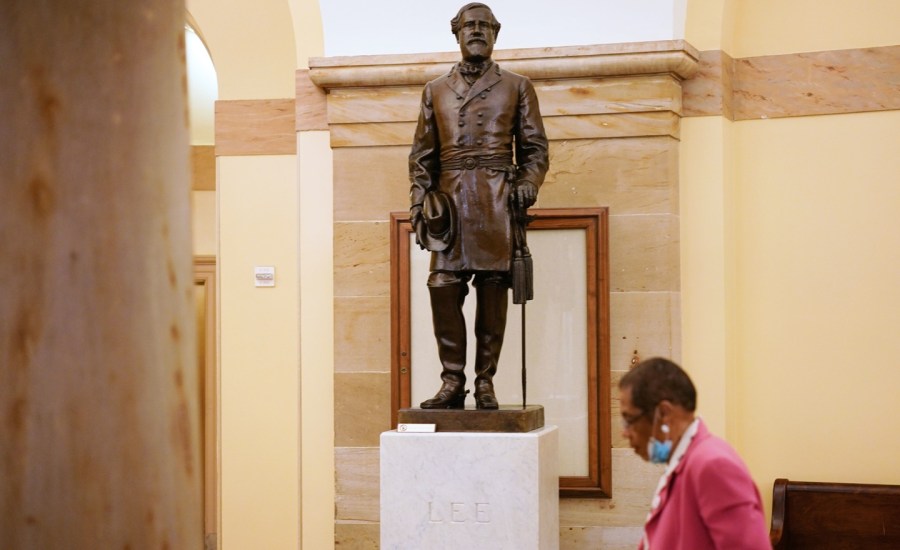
[475, 502, 491, 523]
[451, 502, 466, 523]
[428, 502, 441, 523]
[427, 501, 493, 524]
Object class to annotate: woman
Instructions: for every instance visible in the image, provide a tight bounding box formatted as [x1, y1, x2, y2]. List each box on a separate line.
[619, 357, 771, 549]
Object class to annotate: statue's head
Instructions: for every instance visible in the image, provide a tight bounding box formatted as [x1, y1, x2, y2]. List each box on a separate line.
[451, 3, 500, 62]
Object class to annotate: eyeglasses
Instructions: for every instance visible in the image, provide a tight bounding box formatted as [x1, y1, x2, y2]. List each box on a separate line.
[620, 410, 649, 430]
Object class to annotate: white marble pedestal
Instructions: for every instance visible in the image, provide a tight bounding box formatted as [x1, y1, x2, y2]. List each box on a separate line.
[380, 426, 559, 550]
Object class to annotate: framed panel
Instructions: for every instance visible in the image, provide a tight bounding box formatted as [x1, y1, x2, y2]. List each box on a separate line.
[390, 208, 611, 497]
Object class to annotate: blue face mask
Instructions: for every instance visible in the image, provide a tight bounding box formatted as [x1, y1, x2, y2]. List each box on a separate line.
[647, 411, 672, 464]
[647, 437, 672, 464]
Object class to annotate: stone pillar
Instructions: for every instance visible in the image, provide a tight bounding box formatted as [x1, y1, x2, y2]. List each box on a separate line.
[0, 1, 202, 547]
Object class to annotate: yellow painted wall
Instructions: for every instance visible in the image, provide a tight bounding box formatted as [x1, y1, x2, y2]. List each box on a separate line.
[732, 0, 900, 57]
[287, 0, 325, 66]
[686, 0, 900, 56]
[679, 116, 737, 440]
[187, 0, 297, 99]
[218, 155, 300, 549]
[734, 112, 900, 488]
[683, 0, 900, 516]
[684, 0, 735, 52]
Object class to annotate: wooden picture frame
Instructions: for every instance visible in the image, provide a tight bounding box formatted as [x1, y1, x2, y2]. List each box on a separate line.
[390, 208, 611, 498]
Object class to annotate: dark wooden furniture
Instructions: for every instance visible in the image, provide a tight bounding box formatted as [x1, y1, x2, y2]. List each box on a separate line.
[770, 478, 900, 549]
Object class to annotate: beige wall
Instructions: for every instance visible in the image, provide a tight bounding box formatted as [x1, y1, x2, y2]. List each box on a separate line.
[734, 112, 900, 485]
[188, 0, 335, 548]
[682, 0, 900, 518]
[218, 155, 301, 549]
[732, 0, 900, 57]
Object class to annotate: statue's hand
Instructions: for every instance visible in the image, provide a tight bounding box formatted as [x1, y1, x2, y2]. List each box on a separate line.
[515, 181, 538, 209]
[410, 205, 427, 250]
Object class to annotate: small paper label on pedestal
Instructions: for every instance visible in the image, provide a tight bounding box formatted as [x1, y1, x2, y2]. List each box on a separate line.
[397, 423, 436, 433]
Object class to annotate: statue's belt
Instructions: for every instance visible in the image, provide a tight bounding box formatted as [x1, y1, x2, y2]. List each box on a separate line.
[441, 156, 514, 174]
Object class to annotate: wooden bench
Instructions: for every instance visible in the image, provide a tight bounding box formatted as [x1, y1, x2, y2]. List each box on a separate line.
[769, 478, 900, 549]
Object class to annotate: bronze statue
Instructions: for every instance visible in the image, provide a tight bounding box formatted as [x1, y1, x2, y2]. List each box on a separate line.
[409, 3, 549, 410]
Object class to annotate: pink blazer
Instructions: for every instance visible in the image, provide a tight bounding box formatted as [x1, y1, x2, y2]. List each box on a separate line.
[640, 420, 771, 550]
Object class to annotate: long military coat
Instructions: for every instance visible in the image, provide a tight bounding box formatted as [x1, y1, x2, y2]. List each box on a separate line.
[409, 61, 549, 272]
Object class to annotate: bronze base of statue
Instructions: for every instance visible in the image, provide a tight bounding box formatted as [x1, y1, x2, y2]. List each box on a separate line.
[398, 404, 544, 433]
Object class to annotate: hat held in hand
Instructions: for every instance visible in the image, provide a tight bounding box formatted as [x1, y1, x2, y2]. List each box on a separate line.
[420, 190, 456, 252]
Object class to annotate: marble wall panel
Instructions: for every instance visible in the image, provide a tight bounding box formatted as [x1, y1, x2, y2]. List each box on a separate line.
[535, 75, 682, 117]
[733, 45, 900, 120]
[333, 146, 410, 222]
[682, 45, 900, 120]
[335, 296, 391, 373]
[334, 138, 679, 221]
[608, 291, 681, 448]
[191, 145, 215, 191]
[331, 121, 414, 148]
[335, 372, 392, 447]
[327, 85, 422, 124]
[325, 76, 682, 125]
[295, 69, 328, 131]
[335, 447, 380, 523]
[561, 526, 644, 550]
[545, 112, 679, 141]
[559, 449, 657, 527]
[538, 137, 677, 215]
[609, 370, 628, 450]
[330, 112, 679, 148]
[334, 221, 390, 298]
[682, 50, 734, 119]
[215, 99, 296, 156]
[335, 521, 379, 549]
[608, 214, 680, 293]
[609, 291, 681, 372]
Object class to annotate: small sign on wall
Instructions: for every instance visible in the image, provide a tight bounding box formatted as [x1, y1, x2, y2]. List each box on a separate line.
[254, 266, 275, 287]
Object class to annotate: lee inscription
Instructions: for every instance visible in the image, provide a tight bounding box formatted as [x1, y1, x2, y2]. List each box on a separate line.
[428, 501, 492, 524]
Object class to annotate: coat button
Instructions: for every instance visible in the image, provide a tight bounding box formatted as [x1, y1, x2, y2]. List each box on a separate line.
[458, 121, 465, 127]
[480, 92, 487, 99]
[478, 112, 483, 117]
[476, 139, 483, 145]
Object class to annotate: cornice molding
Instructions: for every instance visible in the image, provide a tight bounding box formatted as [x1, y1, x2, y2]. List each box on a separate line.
[309, 40, 700, 90]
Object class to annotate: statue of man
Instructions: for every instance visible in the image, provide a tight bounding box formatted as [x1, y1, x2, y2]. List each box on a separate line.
[409, 3, 549, 410]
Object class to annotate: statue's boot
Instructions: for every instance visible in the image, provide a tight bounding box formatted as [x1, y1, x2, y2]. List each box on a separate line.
[473, 281, 509, 410]
[420, 283, 469, 409]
